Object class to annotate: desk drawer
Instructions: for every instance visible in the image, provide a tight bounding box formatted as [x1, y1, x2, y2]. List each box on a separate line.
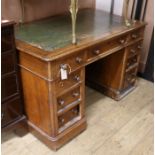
[55, 69, 84, 94]
[58, 105, 80, 130]
[128, 28, 144, 42]
[2, 52, 16, 75]
[2, 97, 22, 127]
[124, 67, 137, 89]
[55, 51, 85, 76]
[87, 35, 127, 62]
[2, 74, 19, 101]
[127, 41, 142, 59]
[57, 86, 81, 111]
[126, 55, 139, 71]
[125, 41, 142, 71]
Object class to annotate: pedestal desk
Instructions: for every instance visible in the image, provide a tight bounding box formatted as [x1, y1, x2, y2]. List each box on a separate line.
[15, 9, 146, 150]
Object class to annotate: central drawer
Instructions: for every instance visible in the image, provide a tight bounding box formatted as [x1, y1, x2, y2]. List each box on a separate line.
[87, 34, 128, 62]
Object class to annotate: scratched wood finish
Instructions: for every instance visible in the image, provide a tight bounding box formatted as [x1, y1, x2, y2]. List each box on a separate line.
[16, 9, 146, 150]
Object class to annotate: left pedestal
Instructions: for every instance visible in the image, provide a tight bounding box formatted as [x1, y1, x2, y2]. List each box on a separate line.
[18, 50, 87, 150]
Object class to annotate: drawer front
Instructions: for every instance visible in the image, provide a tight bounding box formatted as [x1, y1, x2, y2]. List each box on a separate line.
[87, 35, 128, 61]
[57, 86, 81, 111]
[125, 41, 142, 71]
[124, 67, 137, 89]
[56, 51, 85, 77]
[2, 26, 15, 53]
[2, 97, 22, 127]
[1, 52, 16, 75]
[55, 69, 84, 94]
[128, 28, 144, 42]
[2, 74, 19, 101]
[127, 41, 142, 59]
[126, 55, 139, 70]
[58, 105, 79, 130]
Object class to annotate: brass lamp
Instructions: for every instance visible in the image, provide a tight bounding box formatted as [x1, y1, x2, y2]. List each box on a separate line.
[20, 0, 25, 23]
[124, 0, 131, 27]
[70, 0, 78, 44]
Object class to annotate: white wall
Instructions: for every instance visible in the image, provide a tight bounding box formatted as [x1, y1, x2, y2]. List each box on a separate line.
[96, 0, 124, 16]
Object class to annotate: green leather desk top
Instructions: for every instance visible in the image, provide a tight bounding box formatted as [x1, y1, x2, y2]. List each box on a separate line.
[15, 9, 129, 52]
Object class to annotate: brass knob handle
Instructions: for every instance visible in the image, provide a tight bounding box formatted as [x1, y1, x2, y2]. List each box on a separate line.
[127, 76, 132, 82]
[58, 99, 65, 106]
[74, 75, 80, 82]
[94, 49, 100, 55]
[119, 39, 125, 44]
[127, 62, 130, 67]
[132, 57, 137, 63]
[131, 74, 136, 83]
[130, 49, 136, 54]
[60, 118, 65, 124]
[134, 58, 137, 62]
[131, 73, 136, 77]
[132, 34, 137, 39]
[76, 57, 82, 64]
[72, 109, 78, 114]
[137, 45, 142, 49]
[72, 92, 80, 97]
[127, 74, 136, 82]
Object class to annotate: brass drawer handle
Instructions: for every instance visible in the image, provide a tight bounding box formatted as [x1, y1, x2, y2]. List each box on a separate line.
[133, 58, 137, 63]
[132, 34, 138, 39]
[130, 49, 136, 54]
[74, 75, 80, 82]
[72, 109, 78, 114]
[127, 77, 131, 82]
[93, 49, 100, 55]
[127, 62, 130, 67]
[131, 73, 136, 77]
[72, 92, 80, 97]
[137, 45, 142, 49]
[76, 57, 83, 64]
[58, 99, 65, 106]
[119, 39, 125, 44]
[127, 74, 136, 82]
[59, 118, 65, 124]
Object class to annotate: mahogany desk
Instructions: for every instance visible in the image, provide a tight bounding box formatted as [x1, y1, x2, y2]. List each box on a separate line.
[15, 9, 146, 150]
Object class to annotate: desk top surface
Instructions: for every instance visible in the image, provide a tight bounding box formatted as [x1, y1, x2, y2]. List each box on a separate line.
[15, 9, 145, 60]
